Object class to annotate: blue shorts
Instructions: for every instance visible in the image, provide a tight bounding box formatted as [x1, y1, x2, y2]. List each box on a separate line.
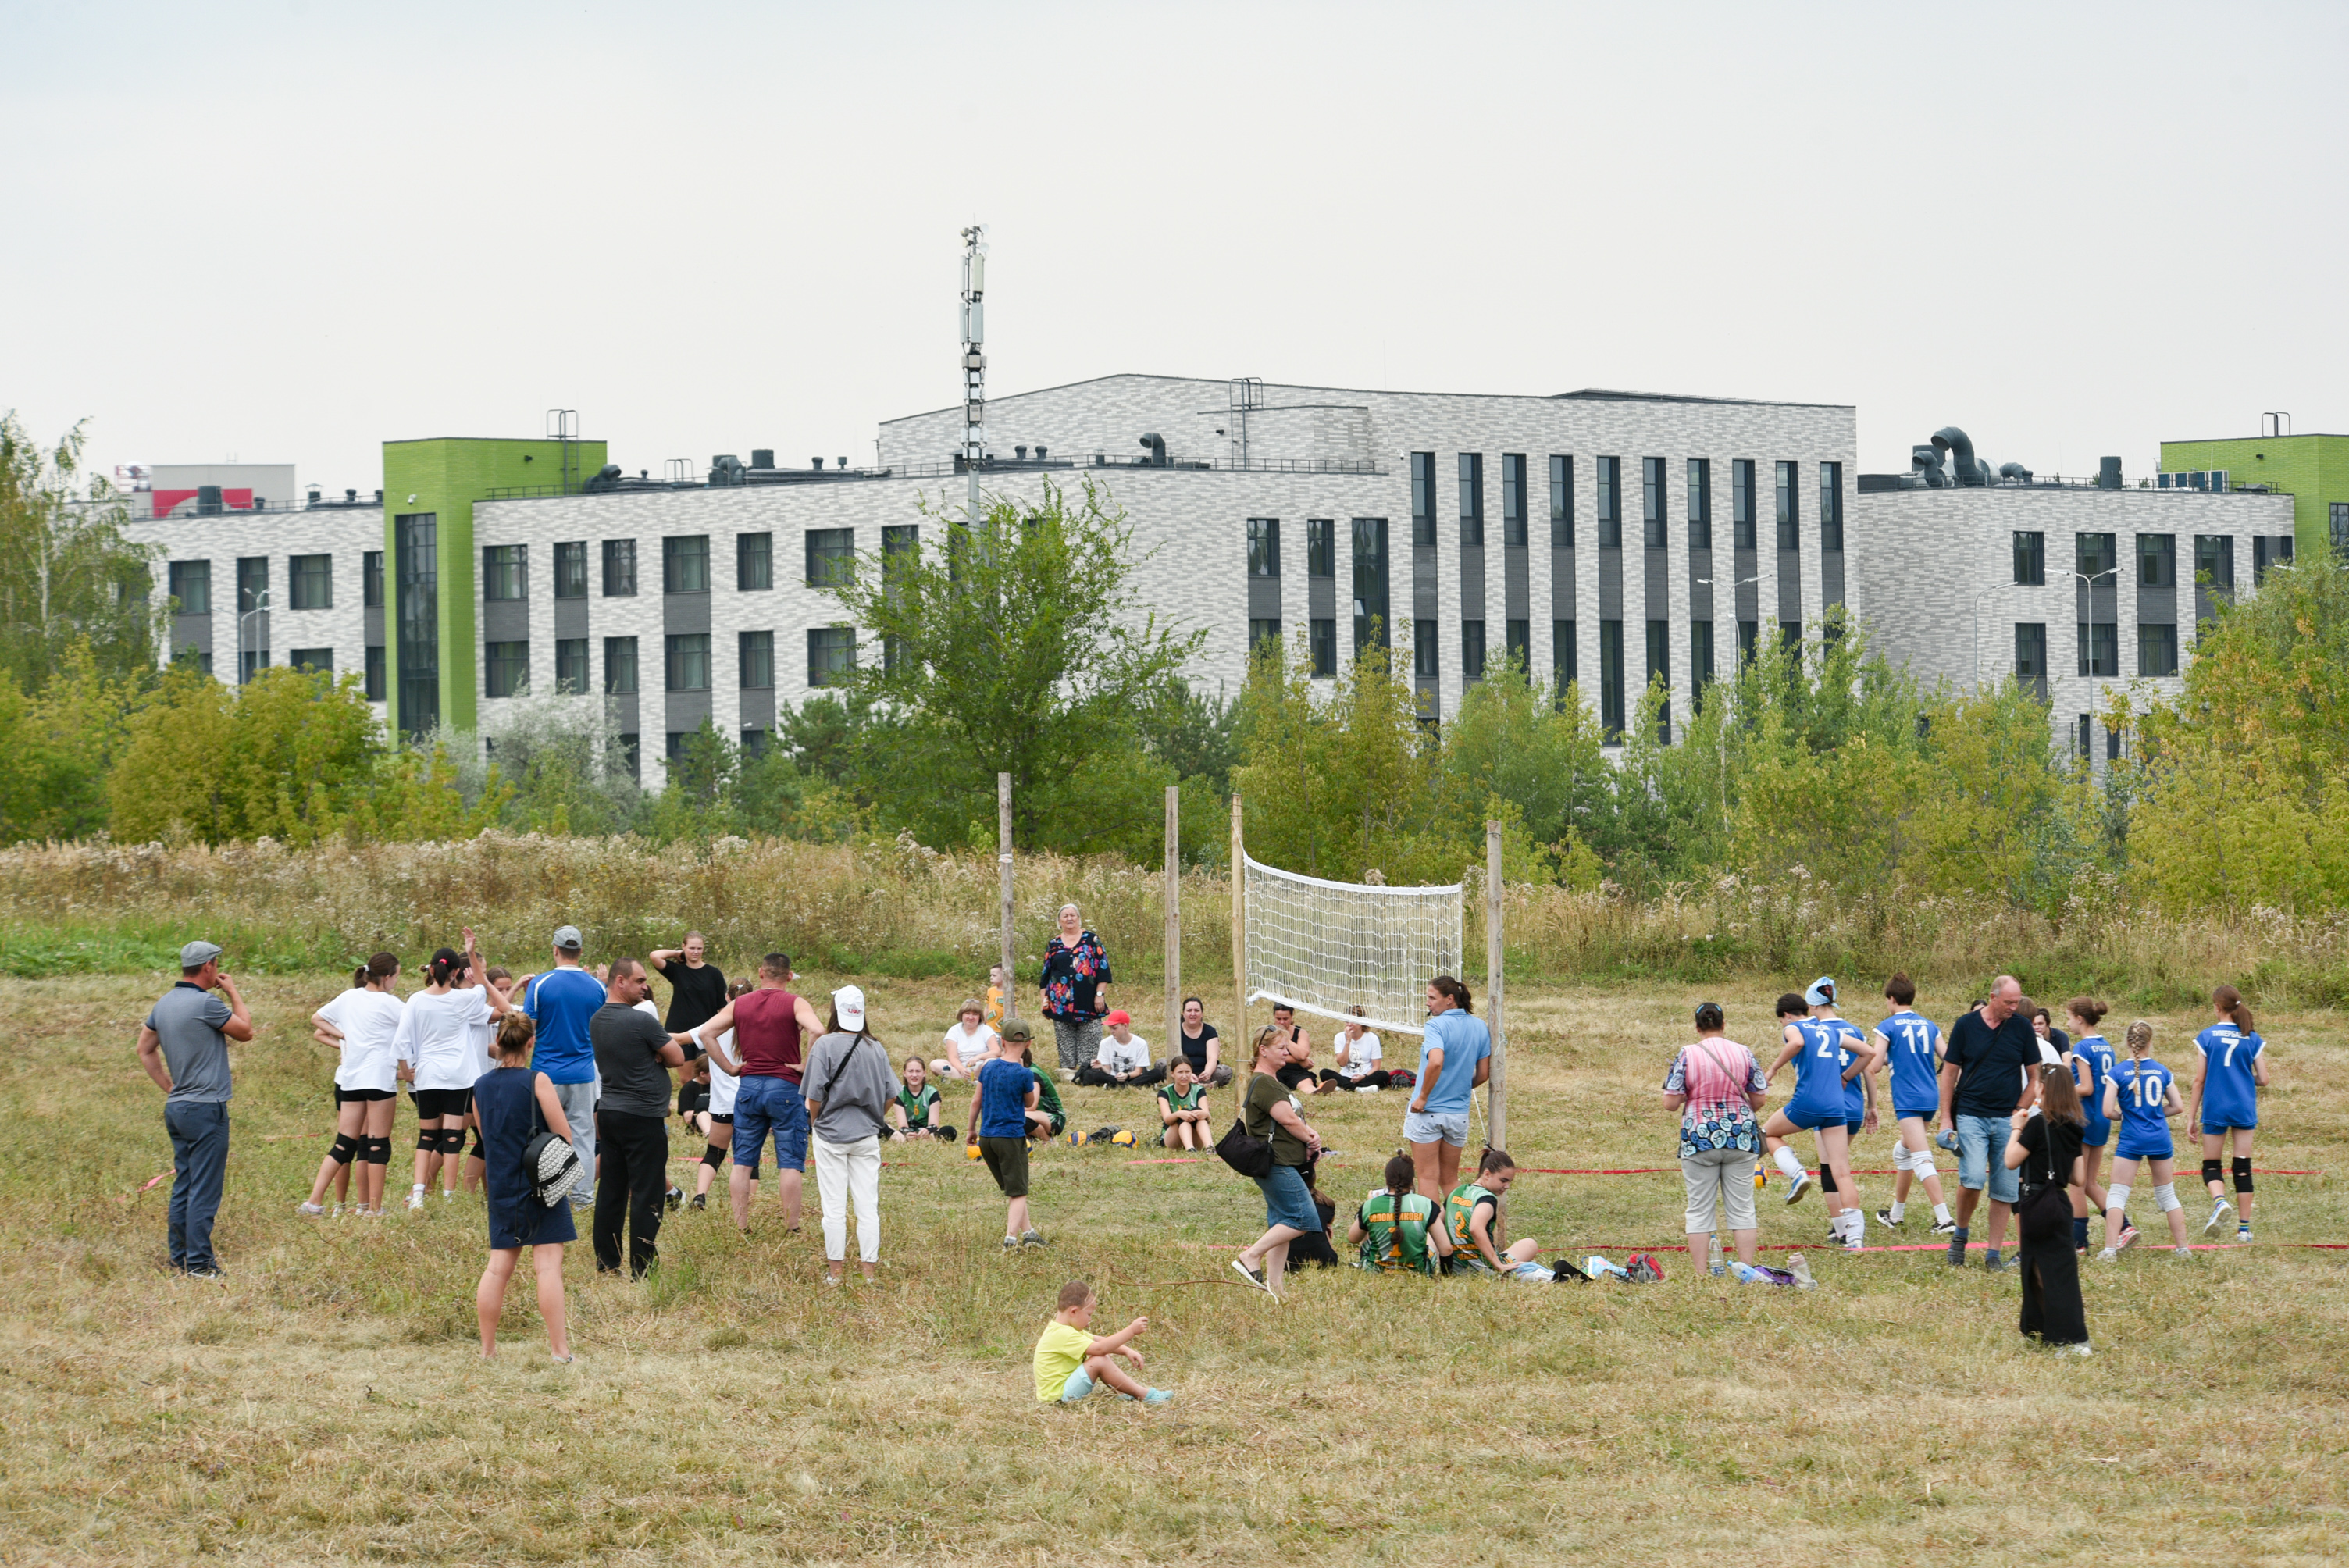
[1059, 1365, 1100, 1403]
[1892, 1103, 1940, 1124]
[2115, 1139, 2174, 1164]
[1255, 1164, 1323, 1234]
[1783, 1101, 1845, 1132]
[2080, 1117, 2111, 1149]
[1955, 1114, 2019, 1204]
[732, 1075, 808, 1173]
[2201, 1120, 2256, 1137]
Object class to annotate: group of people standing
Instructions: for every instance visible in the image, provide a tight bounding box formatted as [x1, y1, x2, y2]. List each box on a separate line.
[1666, 971, 2275, 1355]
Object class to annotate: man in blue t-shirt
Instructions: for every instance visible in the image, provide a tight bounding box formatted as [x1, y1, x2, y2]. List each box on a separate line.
[1406, 977, 1491, 1201]
[523, 925, 606, 1210]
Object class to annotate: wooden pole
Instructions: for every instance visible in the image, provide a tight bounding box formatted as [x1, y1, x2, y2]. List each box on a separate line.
[1485, 818, 1506, 1155]
[1164, 785, 1181, 1057]
[1230, 794, 1247, 1058]
[998, 773, 1014, 996]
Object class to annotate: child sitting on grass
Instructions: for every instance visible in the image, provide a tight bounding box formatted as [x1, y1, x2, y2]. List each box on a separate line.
[889, 1057, 954, 1142]
[1032, 1279, 1173, 1406]
[1156, 1057, 1212, 1148]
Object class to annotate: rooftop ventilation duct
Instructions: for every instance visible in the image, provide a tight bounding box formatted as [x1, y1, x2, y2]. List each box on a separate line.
[1139, 433, 1167, 466]
[1911, 444, 1949, 487]
[750, 448, 774, 469]
[2098, 456, 2123, 490]
[1931, 427, 1994, 486]
[1998, 461, 2033, 483]
[709, 454, 746, 486]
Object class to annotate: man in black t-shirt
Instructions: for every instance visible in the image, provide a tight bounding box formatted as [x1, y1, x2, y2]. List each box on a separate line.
[591, 958, 693, 1277]
[1937, 975, 2038, 1272]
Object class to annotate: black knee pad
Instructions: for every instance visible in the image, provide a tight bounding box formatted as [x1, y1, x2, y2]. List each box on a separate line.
[1819, 1165, 1838, 1193]
[418, 1128, 437, 1153]
[468, 1133, 486, 1160]
[444, 1127, 470, 1154]
[329, 1131, 360, 1165]
[364, 1136, 392, 1165]
[2202, 1159, 2225, 1186]
[2233, 1156, 2254, 1194]
[701, 1145, 727, 1170]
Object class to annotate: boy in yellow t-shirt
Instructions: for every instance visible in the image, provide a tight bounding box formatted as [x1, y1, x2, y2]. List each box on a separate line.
[1032, 1279, 1174, 1406]
[984, 966, 1010, 1032]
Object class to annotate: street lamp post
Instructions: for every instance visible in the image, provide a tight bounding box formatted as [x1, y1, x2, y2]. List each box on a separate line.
[237, 589, 272, 686]
[2066, 567, 2120, 766]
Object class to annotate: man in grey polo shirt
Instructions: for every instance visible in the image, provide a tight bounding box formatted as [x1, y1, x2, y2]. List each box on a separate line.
[137, 941, 254, 1278]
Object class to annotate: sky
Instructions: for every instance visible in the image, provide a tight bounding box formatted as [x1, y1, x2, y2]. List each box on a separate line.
[5, 1, 2343, 497]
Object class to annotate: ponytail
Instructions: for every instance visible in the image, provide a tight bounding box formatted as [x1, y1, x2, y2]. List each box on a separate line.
[2065, 996, 2108, 1029]
[2124, 1020, 2153, 1058]
[1431, 975, 1474, 1015]
[426, 946, 462, 987]
[2213, 983, 2254, 1034]
[352, 964, 369, 990]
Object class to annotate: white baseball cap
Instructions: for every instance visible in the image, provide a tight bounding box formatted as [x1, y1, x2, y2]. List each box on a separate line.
[833, 985, 867, 1031]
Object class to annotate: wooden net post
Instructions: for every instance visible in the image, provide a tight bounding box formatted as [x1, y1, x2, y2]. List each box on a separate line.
[1164, 785, 1180, 1056]
[998, 774, 1014, 991]
[1230, 794, 1247, 1066]
[1485, 818, 1507, 1156]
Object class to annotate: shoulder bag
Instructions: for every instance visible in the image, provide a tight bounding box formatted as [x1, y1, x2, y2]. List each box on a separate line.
[1215, 1078, 1276, 1178]
[522, 1079, 583, 1209]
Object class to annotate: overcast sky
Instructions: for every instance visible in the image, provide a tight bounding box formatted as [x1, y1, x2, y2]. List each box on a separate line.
[7, 1, 2341, 496]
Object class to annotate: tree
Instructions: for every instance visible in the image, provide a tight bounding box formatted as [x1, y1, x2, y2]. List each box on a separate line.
[824, 480, 1207, 849]
[0, 413, 164, 690]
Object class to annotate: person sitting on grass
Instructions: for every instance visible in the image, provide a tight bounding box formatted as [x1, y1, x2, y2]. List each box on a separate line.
[1270, 1003, 1316, 1089]
[935, 999, 998, 1082]
[1349, 1152, 1450, 1274]
[1003, 1026, 1067, 1140]
[889, 1057, 954, 1142]
[1155, 1057, 1213, 1148]
[1032, 1279, 1172, 1407]
[1445, 1148, 1550, 1281]
[1318, 1007, 1389, 1093]
[968, 1023, 1046, 1250]
[1076, 1010, 1164, 1087]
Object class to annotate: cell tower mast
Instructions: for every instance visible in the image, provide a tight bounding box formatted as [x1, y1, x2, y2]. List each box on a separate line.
[960, 224, 988, 519]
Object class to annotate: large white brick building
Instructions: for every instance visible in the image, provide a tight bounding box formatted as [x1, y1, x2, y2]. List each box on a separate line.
[125, 372, 2297, 782]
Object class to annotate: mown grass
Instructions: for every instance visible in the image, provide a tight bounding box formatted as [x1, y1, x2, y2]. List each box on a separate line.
[2, 967, 2344, 1565]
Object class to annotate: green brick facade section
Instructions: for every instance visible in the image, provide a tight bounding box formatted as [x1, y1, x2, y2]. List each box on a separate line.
[2160, 433, 2349, 561]
[380, 437, 607, 736]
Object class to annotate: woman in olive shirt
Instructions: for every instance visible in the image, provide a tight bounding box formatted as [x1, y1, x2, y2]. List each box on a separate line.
[1230, 1026, 1324, 1298]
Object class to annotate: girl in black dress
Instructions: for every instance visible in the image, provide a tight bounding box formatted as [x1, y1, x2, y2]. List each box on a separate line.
[2007, 1056, 2091, 1355]
[472, 1012, 577, 1363]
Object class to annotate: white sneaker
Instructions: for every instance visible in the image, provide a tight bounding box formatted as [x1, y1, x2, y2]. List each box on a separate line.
[2202, 1198, 2233, 1237]
[1784, 1171, 1812, 1206]
[406, 1187, 426, 1211]
[297, 1201, 326, 1217]
[2066, 1342, 2094, 1357]
[2094, 1248, 2118, 1263]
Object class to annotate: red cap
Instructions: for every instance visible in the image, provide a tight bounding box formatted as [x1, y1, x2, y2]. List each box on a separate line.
[1107, 1009, 1132, 1027]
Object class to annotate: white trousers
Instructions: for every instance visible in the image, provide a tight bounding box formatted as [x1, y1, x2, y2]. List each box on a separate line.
[811, 1133, 882, 1263]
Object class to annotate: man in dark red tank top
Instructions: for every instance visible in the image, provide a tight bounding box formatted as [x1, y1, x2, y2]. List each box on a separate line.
[684, 953, 826, 1234]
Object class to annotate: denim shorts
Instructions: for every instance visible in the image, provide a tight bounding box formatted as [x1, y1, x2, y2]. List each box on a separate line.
[1256, 1163, 1323, 1233]
[1955, 1113, 2019, 1203]
[732, 1074, 808, 1173]
[1403, 1108, 1470, 1148]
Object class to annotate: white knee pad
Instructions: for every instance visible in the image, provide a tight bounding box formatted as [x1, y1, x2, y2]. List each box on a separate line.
[2155, 1183, 2183, 1213]
[1891, 1143, 1916, 1172]
[2107, 1183, 2131, 1216]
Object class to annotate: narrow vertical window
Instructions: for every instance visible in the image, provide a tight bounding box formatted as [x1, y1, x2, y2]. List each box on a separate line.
[736, 532, 774, 591]
[1818, 462, 1843, 551]
[1410, 453, 1436, 547]
[1731, 460, 1756, 550]
[1599, 620, 1624, 739]
[1686, 459, 1711, 550]
[1774, 462, 1798, 552]
[1500, 454, 1527, 546]
[552, 542, 586, 599]
[1549, 455, 1574, 547]
[1247, 518, 1280, 577]
[1641, 458, 1666, 549]
[1595, 458, 1620, 547]
[1458, 454, 1484, 547]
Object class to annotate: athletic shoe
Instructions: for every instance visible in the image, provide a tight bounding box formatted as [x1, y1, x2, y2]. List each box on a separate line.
[1230, 1258, 1272, 1293]
[1842, 1230, 1866, 1253]
[1928, 1219, 1958, 1237]
[665, 1186, 683, 1211]
[1019, 1230, 1049, 1249]
[1784, 1171, 1811, 1206]
[1142, 1388, 1175, 1406]
[183, 1266, 226, 1280]
[690, 1194, 707, 1211]
[2237, 1228, 2254, 1243]
[1787, 1253, 1815, 1289]
[405, 1188, 425, 1212]
[298, 1202, 326, 1217]
[1983, 1252, 2007, 1273]
[2094, 1247, 2118, 1263]
[2066, 1342, 2094, 1357]
[2116, 1226, 2140, 1253]
[1946, 1233, 1968, 1267]
[1874, 1207, 1902, 1228]
[1000, 1235, 1020, 1252]
[2202, 1198, 2233, 1237]
[2174, 1245, 2194, 1259]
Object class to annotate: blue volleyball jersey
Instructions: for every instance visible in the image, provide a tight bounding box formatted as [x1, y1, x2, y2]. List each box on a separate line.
[2194, 1024, 2263, 1129]
[1877, 1010, 1944, 1119]
[2110, 1058, 2175, 1154]
[1826, 1019, 1868, 1121]
[2072, 1035, 2116, 1134]
[1785, 1019, 1848, 1122]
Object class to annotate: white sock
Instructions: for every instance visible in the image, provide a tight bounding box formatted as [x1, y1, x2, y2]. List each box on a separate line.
[1887, 1199, 1906, 1222]
[1774, 1147, 1806, 1181]
[1932, 1203, 1952, 1224]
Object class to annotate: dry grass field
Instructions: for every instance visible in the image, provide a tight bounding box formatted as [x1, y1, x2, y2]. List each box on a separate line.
[2, 966, 2344, 1566]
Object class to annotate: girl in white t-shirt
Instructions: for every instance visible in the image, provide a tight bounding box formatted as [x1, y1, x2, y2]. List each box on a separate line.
[301, 953, 408, 1217]
[683, 978, 750, 1212]
[933, 999, 1000, 1080]
[1317, 1007, 1392, 1092]
[392, 932, 512, 1210]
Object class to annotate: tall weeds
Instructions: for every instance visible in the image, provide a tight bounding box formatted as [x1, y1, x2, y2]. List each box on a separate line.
[2, 832, 2342, 1005]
